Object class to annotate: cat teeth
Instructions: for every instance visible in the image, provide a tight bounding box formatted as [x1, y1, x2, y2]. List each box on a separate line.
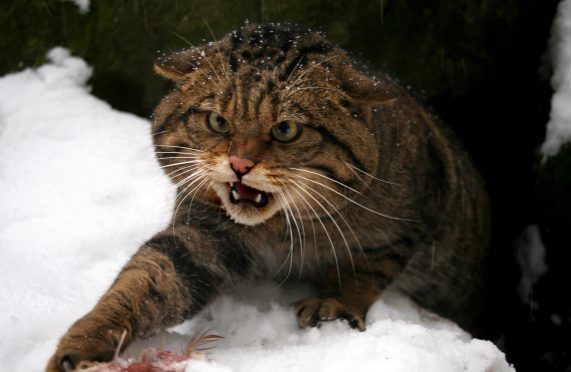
[228, 181, 269, 208]
[232, 190, 241, 201]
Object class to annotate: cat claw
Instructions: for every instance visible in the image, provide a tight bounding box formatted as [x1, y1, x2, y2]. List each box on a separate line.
[294, 297, 366, 331]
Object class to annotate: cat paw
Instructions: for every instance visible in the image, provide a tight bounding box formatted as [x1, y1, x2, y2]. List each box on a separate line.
[46, 331, 119, 371]
[47, 348, 110, 372]
[294, 297, 366, 331]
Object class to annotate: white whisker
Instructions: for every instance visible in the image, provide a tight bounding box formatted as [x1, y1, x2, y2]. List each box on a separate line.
[158, 159, 203, 169]
[344, 162, 399, 185]
[289, 86, 344, 94]
[171, 31, 195, 48]
[274, 193, 295, 286]
[284, 188, 307, 256]
[155, 151, 203, 155]
[164, 164, 201, 180]
[174, 22, 227, 93]
[202, 18, 232, 83]
[174, 169, 205, 188]
[286, 180, 342, 289]
[153, 144, 204, 152]
[296, 194, 321, 271]
[290, 174, 417, 222]
[276, 188, 305, 278]
[170, 169, 207, 195]
[156, 155, 203, 161]
[283, 54, 306, 87]
[172, 170, 212, 226]
[290, 167, 361, 194]
[304, 182, 369, 270]
[152, 130, 169, 136]
[185, 176, 212, 221]
[289, 178, 355, 274]
[286, 55, 340, 92]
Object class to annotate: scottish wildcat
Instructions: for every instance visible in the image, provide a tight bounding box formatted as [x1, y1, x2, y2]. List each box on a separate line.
[47, 23, 490, 371]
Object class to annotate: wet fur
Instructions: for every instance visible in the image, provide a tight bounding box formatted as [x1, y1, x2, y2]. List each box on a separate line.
[47, 24, 490, 371]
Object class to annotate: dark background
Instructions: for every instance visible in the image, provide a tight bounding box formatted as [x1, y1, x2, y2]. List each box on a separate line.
[2, 0, 569, 370]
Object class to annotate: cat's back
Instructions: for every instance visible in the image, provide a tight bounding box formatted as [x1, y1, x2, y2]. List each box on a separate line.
[368, 90, 491, 332]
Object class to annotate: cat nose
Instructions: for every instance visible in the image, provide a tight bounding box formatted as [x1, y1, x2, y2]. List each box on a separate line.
[229, 155, 255, 177]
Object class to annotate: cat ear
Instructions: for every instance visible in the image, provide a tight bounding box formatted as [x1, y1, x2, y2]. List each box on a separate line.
[154, 47, 207, 84]
[339, 64, 400, 105]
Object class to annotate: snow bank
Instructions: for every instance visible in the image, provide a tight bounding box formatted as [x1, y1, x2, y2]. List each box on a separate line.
[542, 0, 571, 156]
[0, 48, 174, 371]
[0, 49, 514, 371]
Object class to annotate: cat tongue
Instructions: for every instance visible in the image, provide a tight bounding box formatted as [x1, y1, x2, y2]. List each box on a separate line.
[235, 182, 262, 201]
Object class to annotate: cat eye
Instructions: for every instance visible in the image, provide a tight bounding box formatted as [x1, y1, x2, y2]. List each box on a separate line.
[206, 112, 229, 135]
[271, 120, 302, 143]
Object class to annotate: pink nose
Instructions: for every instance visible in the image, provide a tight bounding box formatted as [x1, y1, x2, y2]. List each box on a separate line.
[229, 156, 255, 176]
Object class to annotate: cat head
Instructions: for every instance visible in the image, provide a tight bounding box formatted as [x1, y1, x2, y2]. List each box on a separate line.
[152, 23, 398, 226]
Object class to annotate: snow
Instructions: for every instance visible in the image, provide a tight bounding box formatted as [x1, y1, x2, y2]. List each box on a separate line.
[0, 49, 514, 371]
[542, 0, 571, 156]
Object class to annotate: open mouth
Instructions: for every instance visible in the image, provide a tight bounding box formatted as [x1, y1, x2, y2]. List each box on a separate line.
[229, 181, 269, 208]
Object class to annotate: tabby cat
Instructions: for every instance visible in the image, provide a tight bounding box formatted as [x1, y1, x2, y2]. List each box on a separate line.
[47, 23, 490, 371]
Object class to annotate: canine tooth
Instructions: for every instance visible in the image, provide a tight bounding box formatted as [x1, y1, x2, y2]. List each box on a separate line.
[255, 194, 262, 204]
[232, 190, 240, 200]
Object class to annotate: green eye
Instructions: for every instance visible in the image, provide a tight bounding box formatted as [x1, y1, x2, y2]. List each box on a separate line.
[206, 112, 229, 135]
[271, 120, 302, 143]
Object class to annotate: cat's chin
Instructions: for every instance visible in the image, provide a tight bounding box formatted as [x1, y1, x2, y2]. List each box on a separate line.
[210, 182, 281, 226]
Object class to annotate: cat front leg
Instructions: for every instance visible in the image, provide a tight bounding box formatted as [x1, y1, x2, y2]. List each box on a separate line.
[295, 246, 410, 331]
[46, 228, 253, 372]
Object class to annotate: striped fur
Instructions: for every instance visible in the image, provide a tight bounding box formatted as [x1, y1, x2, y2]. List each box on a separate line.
[47, 24, 490, 371]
